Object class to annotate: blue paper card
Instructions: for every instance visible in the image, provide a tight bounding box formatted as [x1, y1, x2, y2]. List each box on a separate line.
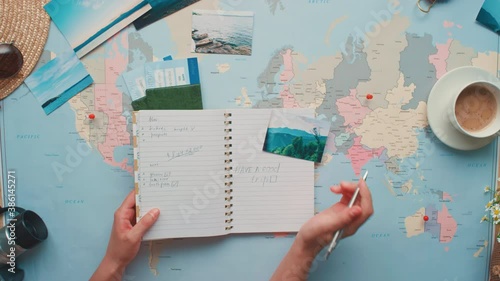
[44, 0, 151, 58]
[134, 0, 202, 30]
[144, 0, 176, 9]
[123, 68, 147, 101]
[122, 55, 173, 101]
[144, 57, 200, 89]
[25, 52, 93, 115]
[476, 0, 500, 34]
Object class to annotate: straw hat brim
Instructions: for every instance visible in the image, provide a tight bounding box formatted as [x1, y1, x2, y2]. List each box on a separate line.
[0, 0, 51, 100]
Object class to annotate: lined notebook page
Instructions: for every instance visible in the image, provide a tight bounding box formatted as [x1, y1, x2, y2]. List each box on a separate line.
[135, 110, 227, 240]
[229, 109, 315, 233]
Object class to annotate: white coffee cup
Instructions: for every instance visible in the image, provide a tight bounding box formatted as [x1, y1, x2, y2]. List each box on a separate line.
[448, 81, 500, 138]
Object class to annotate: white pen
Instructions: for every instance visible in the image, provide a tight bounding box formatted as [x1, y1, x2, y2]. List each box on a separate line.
[325, 171, 368, 260]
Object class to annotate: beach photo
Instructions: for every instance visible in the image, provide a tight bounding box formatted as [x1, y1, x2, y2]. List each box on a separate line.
[191, 10, 254, 56]
[476, 0, 500, 35]
[44, 0, 151, 58]
[263, 111, 331, 163]
[25, 52, 93, 115]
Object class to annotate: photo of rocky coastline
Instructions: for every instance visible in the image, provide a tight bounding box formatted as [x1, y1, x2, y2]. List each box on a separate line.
[191, 10, 254, 56]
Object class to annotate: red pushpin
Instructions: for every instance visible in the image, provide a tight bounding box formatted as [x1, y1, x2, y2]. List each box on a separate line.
[88, 113, 96, 120]
[423, 215, 429, 222]
[366, 94, 374, 100]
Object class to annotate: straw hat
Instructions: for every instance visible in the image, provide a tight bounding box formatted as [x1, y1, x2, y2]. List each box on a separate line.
[0, 0, 51, 99]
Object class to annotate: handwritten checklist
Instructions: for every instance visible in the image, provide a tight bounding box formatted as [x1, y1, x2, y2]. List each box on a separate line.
[133, 109, 315, 240]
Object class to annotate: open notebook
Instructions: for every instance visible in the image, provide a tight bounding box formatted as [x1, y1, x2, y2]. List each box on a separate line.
[133, 109, 315, 240]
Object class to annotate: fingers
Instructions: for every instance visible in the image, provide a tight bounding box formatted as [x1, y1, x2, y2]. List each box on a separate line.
[330, 181, 359, 205]
[357, 179, 374, 217]
[330, 181, 357, 194]
[323, 205, 362, 234]
[328, 178, 374, 237]
[129, 208, 160, 241]
[342, 179, 374, 237]
[114, 190, 137, 223]
[119, 190, 136, 211]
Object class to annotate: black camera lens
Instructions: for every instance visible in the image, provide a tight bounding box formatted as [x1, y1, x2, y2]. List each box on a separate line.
[22, 211, 47, 241]
[15, 211, 48, 249]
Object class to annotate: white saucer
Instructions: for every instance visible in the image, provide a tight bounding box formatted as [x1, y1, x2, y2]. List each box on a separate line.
[427, 66, 499, 151]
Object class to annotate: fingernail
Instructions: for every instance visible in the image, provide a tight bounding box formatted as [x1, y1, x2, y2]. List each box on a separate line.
[149, 208, 160, 219]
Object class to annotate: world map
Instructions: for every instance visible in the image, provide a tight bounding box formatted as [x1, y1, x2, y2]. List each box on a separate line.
[1, 0, 499, 280]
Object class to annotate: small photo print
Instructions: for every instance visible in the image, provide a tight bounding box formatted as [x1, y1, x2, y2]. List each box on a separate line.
[25, 52, 93, 115]
[44, 0, 151, 58]
[476, 0, 500, 35]
[191, 10, 254, 56]
[264, 111, 331, 163]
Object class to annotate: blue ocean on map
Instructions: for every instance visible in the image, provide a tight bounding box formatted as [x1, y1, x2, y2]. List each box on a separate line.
[113, 145, 134, 166]
[192, 11, 253, 48]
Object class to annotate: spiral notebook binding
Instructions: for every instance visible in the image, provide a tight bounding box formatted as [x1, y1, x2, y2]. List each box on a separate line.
[224, 111, 234, 232]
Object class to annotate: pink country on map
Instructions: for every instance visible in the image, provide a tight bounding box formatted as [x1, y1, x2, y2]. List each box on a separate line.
[437, 204, 457, 243]
[279, 49, 300, 108]
[428, 39, 452, 79]
[346, 136, 385, 176]
[443, 20, 455, 28]
[94, 36, 133, 174]
[280, 85, 301, 108]
[336, 89, 372, 132]
[404, 204, 457, 243]
[443, 192, 453, 202]
[443, 20, 463, 29]
[279, 49, 294, 82]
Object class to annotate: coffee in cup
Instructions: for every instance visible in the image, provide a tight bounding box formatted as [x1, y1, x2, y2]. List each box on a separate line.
[449, 81, 500, 139]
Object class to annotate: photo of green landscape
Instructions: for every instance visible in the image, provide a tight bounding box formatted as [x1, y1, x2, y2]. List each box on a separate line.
[263, 112, 330, 163]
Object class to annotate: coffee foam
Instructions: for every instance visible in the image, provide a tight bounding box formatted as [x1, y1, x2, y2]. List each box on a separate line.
[455, 85, 497, 132]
